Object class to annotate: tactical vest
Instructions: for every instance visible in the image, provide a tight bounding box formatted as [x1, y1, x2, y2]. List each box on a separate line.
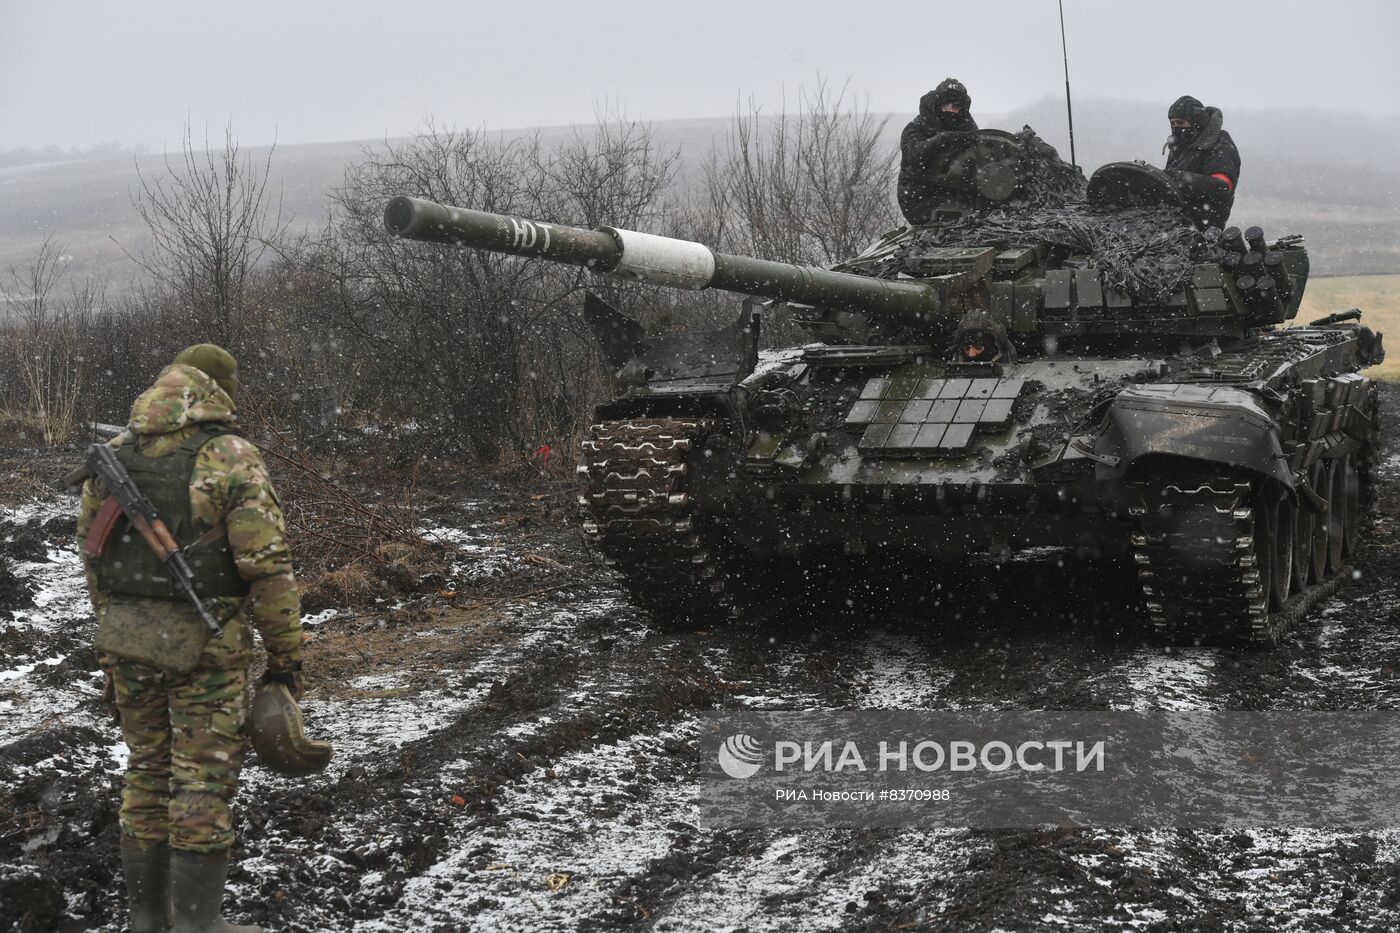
[94, 427, 251, 601]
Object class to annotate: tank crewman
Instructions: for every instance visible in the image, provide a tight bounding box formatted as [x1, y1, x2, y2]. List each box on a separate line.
[78, 345, 304, 933]
[1162, 95, 1240, 229]
[953, 309, 1017, 364]
[897, 78, 980, 224]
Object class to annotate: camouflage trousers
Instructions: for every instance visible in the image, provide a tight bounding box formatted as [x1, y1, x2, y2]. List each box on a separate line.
[103, 657, 249, 853]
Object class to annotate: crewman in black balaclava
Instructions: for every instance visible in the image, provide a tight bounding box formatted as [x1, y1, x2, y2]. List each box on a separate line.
[953, 309, 1016, 365]
[1162, 95, 1241, 229]
[898, 78, 980, 224]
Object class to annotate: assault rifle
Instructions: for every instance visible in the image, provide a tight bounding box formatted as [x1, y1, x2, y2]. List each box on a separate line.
[67, 444, 224, 638]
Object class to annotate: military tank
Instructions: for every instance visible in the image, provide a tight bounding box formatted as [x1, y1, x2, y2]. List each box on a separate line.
[383, 132, 1384, 646]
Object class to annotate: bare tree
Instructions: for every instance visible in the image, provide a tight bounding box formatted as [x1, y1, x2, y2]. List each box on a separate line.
[692, 79, 899, 266]
[126, 121, 284, 346]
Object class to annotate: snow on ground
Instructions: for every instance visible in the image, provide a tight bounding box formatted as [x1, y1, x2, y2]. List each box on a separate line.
[848, 629, 956, 709]
[1, 498, 103, 745]
[654, 828, 979, 933]
[724, 648, 830, 711]
[1112, 647, 1220, 711]
[0, 665, 104, 748]
[1289, 590, 1400, 706]
[420, 522, 518, 583]
[8, 415, 1400, 932]
[2, 498, 87, 635]
[0, 654, 67, 682]
[358, 723, 700, 932]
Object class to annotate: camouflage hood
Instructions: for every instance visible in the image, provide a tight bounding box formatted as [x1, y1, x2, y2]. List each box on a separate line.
[128, 363, 238, 436]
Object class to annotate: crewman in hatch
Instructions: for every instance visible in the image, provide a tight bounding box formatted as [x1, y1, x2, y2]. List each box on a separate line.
[1162, 94, 1240, 229]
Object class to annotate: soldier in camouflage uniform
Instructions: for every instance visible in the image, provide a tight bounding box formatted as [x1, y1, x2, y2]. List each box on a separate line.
[78, 345, 303, 933]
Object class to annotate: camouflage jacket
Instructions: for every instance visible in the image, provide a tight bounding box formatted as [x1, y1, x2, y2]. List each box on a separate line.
[78, 364, 303, 672]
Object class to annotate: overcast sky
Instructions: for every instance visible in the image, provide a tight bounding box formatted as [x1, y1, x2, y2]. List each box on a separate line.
[3, 0, 1398, 152]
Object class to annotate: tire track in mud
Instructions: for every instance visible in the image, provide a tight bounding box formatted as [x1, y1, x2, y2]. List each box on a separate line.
[607, 591, 1232, 931]
[547, 627, 876, 931]
[235, 596, 887, 929]
[333, 615, 933, 930]
[232, 598, 689, 927]
[428, 621, 897, 931]
[414, 617, 950, 931]
[610, 631, 975, 932]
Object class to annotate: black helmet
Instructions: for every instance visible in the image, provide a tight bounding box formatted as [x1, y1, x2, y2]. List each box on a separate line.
[1168, 95, 1206, 124]
[921, 78, 974, 131]
[932, 77, 971, 110]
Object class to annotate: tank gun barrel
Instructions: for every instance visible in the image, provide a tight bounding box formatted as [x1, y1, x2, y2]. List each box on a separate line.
[384, 196, 942, 321]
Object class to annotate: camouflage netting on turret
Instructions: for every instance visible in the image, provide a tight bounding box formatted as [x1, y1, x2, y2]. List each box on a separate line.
[878, 127, 1225, 303]
[905, 205, 1222, 302]
[1005, 126, 1086, 208]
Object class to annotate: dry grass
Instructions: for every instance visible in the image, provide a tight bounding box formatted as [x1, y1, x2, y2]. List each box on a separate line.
[0, 408, 49, 447]
[296, 603, 504, 700]
[307, 564, 379, 607]
[1296, 274, 1400, 380]
[299, 539, 442, 614]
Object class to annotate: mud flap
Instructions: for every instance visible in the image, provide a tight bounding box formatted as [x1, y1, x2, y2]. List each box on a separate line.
[1094, 384, 1293, 494]
[583, 291, 760, 385]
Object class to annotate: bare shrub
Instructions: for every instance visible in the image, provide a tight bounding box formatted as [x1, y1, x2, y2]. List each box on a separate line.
[292, 116, 680, 464]
[692, 79, 900, 266]
[239, 396, 427, 569]
[126, 122, 285, 347]
[2, 238, 100, 444]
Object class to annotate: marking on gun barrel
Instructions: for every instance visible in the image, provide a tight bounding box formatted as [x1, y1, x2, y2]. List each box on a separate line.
[509, 217, 551, 253]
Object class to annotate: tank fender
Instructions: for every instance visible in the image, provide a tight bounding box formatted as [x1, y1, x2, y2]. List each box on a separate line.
[1094, 384, 1292, 493]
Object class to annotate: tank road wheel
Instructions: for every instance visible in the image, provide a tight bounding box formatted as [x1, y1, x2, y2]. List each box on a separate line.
[1130, 467, 1274, 645]
[1265, 492, 1294, 610]
[1290, 488, 1313, 595]
[1325, 457, 1347, 573]
[1251, 493, 1279, 614]
[579, 418, 741, 632]
[1307, 461, 1330, 585]
[1341, 454, 1362, 558]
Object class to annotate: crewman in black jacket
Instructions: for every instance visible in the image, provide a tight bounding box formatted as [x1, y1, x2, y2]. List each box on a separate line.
[1163, 95, 1240, 229]
[898, 78, 979, 224]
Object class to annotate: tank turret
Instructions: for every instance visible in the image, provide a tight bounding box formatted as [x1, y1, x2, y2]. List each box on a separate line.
[386, 168, 1309, 352]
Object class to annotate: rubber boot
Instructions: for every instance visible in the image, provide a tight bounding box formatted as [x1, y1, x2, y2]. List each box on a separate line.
[169, 849, 261, 933]
[120, 836, 170, 933]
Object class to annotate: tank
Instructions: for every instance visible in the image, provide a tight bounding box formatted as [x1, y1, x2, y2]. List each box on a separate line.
[383, 132, 1385, 646]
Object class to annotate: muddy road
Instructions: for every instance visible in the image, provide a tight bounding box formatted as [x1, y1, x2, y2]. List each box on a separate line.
[4, 386, 1400, 932]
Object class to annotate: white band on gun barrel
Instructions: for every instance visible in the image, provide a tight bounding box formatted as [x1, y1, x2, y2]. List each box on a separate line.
[600, 227, 717, 290]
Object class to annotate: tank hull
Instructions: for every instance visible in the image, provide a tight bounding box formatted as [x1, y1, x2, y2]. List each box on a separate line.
[582, 325, 1379, 644]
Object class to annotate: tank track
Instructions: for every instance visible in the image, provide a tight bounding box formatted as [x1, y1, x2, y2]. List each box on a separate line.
[578, 418, 738, 629]
[1130, 472, 1347, 646]
[1359, 382, 1381, 513]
